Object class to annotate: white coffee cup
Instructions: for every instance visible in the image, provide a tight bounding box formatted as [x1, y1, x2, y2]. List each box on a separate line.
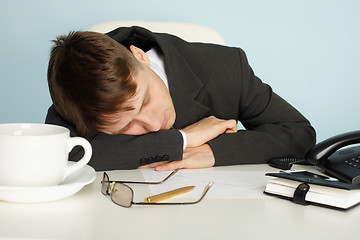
[0, 123, 92, 187]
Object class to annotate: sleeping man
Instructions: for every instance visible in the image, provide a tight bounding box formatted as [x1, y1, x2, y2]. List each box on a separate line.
[45, 26, 316, 171]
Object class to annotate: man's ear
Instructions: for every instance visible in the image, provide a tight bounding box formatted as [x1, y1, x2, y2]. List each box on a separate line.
[129, 45, 150, 67]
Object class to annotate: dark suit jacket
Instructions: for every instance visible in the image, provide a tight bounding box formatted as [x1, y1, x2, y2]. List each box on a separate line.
[46, 26, 316, 170]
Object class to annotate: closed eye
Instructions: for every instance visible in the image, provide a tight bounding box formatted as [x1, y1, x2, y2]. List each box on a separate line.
[144, 95, 150, 106]
[140, 91, 151, 110]
[119, 121, 133, 133]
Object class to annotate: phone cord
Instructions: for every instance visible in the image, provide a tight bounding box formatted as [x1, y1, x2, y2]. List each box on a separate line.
[268, 157, 311, 170]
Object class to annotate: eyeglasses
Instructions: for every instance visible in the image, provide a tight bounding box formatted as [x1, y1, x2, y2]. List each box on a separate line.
[101, 169, 213, 208]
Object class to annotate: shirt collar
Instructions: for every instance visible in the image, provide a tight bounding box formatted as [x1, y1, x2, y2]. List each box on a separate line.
[146, 48, 169, 90]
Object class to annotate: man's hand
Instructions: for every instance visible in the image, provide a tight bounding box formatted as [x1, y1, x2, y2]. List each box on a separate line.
[138, 144, 215, 171]
[181, 116, 237, 148]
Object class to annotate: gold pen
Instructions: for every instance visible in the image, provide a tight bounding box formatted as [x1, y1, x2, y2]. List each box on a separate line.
[144, 186, 195, 203]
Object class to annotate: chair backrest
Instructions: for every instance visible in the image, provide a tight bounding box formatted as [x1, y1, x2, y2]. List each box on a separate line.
[88, 21, 226, 45]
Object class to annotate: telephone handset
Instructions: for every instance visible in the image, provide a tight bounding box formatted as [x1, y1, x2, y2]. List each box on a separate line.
[269, 130, 360, 185]
[306, 130, 360, 185]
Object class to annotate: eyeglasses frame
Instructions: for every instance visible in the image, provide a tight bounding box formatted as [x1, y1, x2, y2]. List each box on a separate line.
[101, 169, 213, 207]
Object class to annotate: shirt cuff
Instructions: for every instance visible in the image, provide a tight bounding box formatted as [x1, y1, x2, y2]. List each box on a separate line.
[179, 130, 187, 150]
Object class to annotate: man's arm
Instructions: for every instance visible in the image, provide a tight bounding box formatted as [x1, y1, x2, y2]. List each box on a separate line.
[209, 93, 316, 166]
[210, 122, 315, 166]
[45, 105, 183, 170]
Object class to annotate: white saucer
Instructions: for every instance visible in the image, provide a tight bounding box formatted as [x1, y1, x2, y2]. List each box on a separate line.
[0, 163, 96, 203]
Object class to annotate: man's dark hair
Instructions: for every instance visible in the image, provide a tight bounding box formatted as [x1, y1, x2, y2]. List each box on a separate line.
[47, 31, 138, 137]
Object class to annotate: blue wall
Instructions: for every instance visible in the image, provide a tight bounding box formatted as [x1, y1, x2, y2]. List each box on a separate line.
[1, 0, 359, 142]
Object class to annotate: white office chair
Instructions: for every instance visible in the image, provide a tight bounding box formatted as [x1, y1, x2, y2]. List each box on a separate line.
[88, 21, 225, 45]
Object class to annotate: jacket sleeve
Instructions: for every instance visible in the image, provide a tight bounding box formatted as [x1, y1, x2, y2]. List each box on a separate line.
[45, 106, 183, 170]
[208, 49, 316, 166]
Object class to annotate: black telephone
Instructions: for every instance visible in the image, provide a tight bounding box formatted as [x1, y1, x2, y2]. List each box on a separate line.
[269, 130, 360, 185]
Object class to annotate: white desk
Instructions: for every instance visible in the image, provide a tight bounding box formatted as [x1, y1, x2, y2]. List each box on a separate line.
[0, 164, 359, 240]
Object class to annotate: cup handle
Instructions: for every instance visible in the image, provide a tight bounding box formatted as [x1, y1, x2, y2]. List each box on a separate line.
[63, 137, 93, 180]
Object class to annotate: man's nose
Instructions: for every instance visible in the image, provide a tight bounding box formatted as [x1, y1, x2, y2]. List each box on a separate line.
[135, 111, 162, 132]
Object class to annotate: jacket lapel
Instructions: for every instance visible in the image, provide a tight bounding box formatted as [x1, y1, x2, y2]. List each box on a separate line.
[155, 36, 210, 128]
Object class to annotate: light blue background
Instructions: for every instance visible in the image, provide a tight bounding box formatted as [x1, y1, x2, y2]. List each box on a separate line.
[1, 0, 359, 142]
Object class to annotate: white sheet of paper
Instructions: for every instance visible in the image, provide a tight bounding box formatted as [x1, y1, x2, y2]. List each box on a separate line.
[140, 169, 268, 199]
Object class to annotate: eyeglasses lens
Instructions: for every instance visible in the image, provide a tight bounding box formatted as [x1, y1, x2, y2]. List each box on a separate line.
[111, 183, 133, 208]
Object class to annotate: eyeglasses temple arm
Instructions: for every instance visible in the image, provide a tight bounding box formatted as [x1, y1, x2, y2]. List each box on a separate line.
[182, 182, 213, 205]
[113, 168, 180, 185]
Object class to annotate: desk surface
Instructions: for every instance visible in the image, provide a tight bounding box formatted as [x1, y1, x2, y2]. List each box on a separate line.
[0, 164, 359, 240]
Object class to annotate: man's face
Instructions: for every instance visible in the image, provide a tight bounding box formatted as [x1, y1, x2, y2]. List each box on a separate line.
[100, 61, 176, 136]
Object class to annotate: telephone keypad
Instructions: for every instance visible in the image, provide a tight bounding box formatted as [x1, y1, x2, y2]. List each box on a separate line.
[342, 155, 360, 169]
